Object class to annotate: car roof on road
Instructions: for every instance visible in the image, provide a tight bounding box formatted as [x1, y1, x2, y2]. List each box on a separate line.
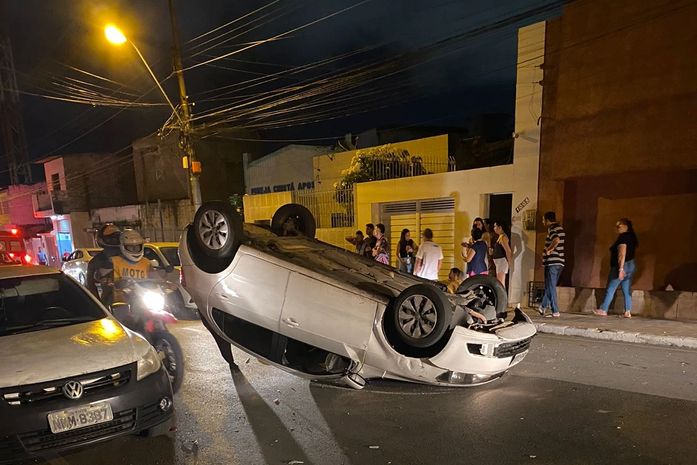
[0, 265, 59, 280]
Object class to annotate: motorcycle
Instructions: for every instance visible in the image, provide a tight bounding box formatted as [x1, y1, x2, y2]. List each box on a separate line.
[110, 279, 185, 393]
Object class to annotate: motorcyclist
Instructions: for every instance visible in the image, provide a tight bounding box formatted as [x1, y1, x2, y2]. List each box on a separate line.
[110, 229, 155, 304]
[86, 224, 121, 305]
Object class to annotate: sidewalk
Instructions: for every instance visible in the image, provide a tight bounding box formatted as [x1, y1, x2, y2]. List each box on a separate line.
[522, 308, 697, 350]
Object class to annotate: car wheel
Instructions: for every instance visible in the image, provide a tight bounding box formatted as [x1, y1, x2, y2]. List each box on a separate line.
[391, 284, 452, 349]
[154, 332, 185, 394]
[271, 204, 316, 238]
[456, 275, 508, 315]
[189, 201, 243, 274]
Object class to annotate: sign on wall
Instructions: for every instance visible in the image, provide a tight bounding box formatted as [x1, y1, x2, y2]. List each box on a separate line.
[250, 180, 315, 195]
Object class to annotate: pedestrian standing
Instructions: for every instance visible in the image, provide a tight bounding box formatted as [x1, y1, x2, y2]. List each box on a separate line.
[462, 228, 488, 277]
[372, 223, 390, 265]
[539, 211, 565, 318]
[492, 221, 512, 287]
[363, 223, 377, 259]
[37, 247, 48, 266]
[594, 218, 639, 318]
[397, 228, 417, 273]
[345, 230, 365, 254]
[414, 228, 443, 280]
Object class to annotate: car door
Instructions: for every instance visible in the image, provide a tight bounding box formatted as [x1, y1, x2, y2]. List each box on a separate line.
[208, 251, 290, 334]
[279, 272, 377, 360]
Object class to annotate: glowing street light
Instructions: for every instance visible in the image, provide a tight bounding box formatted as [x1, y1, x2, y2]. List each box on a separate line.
[103, 15, 201, 209]
[103, 23, 181, 125]
[104, 24, 127, 45]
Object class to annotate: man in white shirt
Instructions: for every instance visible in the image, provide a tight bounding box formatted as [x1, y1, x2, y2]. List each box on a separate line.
[414, 228, 443, 280]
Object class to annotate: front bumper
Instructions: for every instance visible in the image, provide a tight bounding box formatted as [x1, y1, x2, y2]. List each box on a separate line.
[430, 322, 537, 375]
[0, 364, 174, 463]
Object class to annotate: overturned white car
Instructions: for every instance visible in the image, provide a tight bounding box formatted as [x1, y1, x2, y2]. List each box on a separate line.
[179, 202, 536, 389]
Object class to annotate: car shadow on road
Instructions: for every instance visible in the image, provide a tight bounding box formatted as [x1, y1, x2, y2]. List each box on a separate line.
[230, 366, 314, 465]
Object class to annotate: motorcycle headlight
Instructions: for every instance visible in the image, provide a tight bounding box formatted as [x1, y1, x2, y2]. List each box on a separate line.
[141, 291, 165, 312]
[137, 345, 162, 381]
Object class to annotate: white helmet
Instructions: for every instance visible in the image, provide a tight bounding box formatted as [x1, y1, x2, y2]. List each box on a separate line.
[119, 229, 144, 263]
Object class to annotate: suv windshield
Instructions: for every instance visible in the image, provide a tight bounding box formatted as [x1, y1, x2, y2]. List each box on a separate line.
[0, 273, 106, 337]
[160, 247, 180, 267]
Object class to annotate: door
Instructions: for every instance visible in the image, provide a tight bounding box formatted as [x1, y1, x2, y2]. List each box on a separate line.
[279, 272, 377, 360]
[209, 253, 290, 333]
[488, 194, 513, 226]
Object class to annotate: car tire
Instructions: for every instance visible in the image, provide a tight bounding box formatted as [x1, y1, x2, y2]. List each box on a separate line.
[391, 284, 452, 349]
[188, 201, 243, 274]
[456, 275, 508, 314]
[271, 203, 316, 238]
[154, 332, 185, 394]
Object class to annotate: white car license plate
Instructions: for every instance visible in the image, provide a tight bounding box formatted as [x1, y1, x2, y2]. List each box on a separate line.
[47, 402, 114, 434]
[511, 350, 528, 365]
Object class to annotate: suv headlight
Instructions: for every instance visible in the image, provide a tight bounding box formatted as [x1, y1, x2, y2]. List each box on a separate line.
[137, 345, 162, 381]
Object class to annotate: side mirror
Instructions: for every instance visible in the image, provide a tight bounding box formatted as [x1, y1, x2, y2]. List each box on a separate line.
[164, 264, 174, 273]
[109, 302, 131, 321]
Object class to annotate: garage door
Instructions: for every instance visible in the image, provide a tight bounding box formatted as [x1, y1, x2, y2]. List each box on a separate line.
[381, 198, 455, 281]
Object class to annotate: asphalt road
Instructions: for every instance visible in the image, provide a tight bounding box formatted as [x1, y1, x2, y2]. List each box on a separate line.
[33, 320, 697, 465]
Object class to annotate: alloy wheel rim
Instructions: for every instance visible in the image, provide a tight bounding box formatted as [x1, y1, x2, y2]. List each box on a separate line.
[198, 210, 229, 250]
[398, 294, 437, 339]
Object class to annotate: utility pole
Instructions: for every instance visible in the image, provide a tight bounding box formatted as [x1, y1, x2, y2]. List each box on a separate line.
[167, 0, 201, 210]
[0, 35, 32, 185]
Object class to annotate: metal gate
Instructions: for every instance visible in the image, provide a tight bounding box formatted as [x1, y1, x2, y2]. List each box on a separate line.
[381, 197, 455, 281]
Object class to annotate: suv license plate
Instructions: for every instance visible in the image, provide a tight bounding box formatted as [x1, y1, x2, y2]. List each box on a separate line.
[48, 402, 114, 434]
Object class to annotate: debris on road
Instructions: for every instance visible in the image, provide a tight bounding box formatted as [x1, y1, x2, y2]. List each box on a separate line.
[273, 398, 281, 405]
[368, 445, 380, 449]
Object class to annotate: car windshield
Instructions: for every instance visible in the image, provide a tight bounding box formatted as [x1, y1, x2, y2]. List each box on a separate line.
[160, 247, 180, 267]
[0, 273, 106, 337]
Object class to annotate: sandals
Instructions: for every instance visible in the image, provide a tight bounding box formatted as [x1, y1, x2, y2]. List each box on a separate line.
[544, 313, 560, 318]
[622, 312, 632, 319]
[593, 309, 608, 317]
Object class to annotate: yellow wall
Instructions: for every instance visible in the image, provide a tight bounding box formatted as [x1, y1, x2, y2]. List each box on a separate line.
[243, 192, 293, 223]
[315, 227, 356, 251]
[313, 134, 450, 191]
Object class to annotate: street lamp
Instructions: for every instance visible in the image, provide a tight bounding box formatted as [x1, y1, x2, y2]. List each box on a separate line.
[103, 23, 201, 209]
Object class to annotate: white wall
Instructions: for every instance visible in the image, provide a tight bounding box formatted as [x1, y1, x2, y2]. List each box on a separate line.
[245, 145, 327, 195]
[509, 21, 546, 304]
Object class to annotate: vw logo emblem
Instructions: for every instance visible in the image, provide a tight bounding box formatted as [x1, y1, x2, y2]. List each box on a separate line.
[62, 380, 84, 400]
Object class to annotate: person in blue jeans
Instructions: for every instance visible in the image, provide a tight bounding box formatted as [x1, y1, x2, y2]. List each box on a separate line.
[539, 211, 566, 318]
[594, 218, 639, 318]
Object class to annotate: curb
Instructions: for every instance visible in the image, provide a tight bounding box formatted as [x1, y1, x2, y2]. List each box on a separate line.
[533, 322, 697, 350]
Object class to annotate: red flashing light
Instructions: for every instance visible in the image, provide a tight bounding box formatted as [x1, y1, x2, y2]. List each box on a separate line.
[24, 254, 32, 264]
[10, 228, 18, 235]
[8, 253, 14, 258]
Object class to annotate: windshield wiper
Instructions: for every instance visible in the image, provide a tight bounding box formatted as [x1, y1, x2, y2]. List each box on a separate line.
[2, 316, 98, 335]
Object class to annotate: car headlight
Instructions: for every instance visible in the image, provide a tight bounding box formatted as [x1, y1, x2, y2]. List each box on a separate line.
[137, 345, 162, 381]
[141, 290, 165, 312]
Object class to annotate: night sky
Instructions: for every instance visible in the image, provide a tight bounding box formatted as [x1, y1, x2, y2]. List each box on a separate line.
[2, 0, 562, 183]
